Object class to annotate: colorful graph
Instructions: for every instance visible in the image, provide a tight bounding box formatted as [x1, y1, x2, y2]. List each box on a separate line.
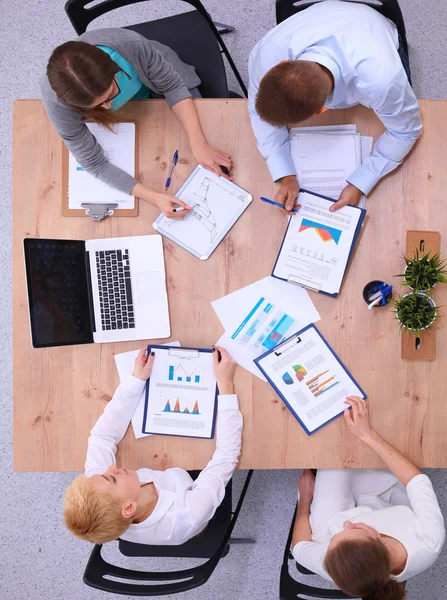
[163, 398, 200, 415]
[168, 364, 200, 383]
[282, 372, 294, 385]
[292, 364, 307, 382]
[298, 219, 342, 245]
[305, 370, 340, 397]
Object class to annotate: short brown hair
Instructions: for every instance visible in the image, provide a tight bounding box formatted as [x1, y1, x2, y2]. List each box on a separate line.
[324, 539, 407, 600]
[47, 41, 121, 129]
[64, 475, 132, 544]
[255, 60, 330, 126]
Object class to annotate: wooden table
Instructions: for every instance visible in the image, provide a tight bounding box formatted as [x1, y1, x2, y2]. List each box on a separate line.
[13, 99, 447, 472]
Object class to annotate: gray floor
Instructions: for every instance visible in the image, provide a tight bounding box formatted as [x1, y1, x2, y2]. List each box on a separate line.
[1, 1, 447, 599]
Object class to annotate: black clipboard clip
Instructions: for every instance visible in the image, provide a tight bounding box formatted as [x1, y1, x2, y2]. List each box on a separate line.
[287, 274, 321, 293]
[274, 333, 302, 356]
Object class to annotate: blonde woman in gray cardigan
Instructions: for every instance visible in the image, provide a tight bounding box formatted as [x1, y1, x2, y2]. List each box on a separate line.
[41, 28, 232, 218]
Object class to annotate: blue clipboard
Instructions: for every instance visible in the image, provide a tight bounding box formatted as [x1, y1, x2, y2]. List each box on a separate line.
[271, 188, 366, 298]
[254, 324, 367, 436]
[142, 344, 218, 439]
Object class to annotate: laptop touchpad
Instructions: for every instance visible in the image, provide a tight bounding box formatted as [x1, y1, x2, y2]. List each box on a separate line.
[137, 272, 166, 303]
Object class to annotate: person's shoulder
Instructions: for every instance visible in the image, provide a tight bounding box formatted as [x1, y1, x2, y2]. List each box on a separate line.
[79, 27, 144, 46]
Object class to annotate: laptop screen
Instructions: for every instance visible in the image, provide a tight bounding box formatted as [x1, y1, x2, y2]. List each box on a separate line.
[24, 239, 94, 348]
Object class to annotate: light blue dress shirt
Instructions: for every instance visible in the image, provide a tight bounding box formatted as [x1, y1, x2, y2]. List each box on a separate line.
[248, 0, 422, 196]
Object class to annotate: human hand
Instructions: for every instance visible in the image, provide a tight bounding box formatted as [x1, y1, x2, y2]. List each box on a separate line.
[297, 469, 316, 505]
[344, 396, 373, 441]
[274, 175, 301, 214]
[153, 193, 191, 219]
[191, 140, 233, 180]
[133, 347, 155, 381]
[213, 346, 236, 395]
[329, 183, 362, 212]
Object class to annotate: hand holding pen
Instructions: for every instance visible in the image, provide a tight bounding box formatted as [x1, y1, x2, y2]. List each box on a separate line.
[160, 150, 191, 219]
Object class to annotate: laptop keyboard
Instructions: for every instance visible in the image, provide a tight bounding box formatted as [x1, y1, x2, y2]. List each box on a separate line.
[95, 249, 135, 331]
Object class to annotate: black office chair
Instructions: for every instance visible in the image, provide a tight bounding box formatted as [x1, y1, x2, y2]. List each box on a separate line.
[83, 470, 254, 596]
[65, 0, 247, 98]
[280, 504, 352, 599]
[275, 0, 409, 55]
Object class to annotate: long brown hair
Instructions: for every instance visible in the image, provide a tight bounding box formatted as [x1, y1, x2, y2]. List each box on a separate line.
[324, 539, 407, 600]
[47, 41, 122, 129]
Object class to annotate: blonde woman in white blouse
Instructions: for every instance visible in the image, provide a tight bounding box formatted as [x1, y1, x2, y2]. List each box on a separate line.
[64, 346, 242, 546]
[292, 396, 445, 600]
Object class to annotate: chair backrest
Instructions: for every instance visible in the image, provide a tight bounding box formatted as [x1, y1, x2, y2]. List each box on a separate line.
[83, 470, 253, 596]
[275, 1, 407, 52]
[65, 0, 211, 35]
[64, 0, 248, 97]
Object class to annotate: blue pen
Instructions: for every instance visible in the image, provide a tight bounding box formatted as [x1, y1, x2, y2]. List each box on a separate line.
[260, 196, 300, 214]
[165, 150, 179, 191]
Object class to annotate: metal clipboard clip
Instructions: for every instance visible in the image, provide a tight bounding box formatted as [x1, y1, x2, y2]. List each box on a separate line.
[287, 274, 321, 293]
[274, 334, 302, 356]
[168, 348, 200, 359]
[81, 203, 118, 221]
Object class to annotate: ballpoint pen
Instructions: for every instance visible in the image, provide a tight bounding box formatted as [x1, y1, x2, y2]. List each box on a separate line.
[260, 196, 300, 213]
[165, 150, 179, 191]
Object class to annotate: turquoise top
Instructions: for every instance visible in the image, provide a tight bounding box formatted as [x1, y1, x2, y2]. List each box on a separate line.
[96, 45, 150, 110]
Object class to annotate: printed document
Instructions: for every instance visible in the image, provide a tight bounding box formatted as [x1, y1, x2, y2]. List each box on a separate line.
[272, 191, 363, 296]
[68, 122, 135, 209]
[114, 342, 181, 439]
[143, 346, 217, 438]
[153, 165, 252, 259]
[256, 325, 365, 434]
[212, 276, 320, 380]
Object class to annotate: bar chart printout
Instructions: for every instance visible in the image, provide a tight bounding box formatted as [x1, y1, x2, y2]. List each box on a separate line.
[143, 346, 217, 438]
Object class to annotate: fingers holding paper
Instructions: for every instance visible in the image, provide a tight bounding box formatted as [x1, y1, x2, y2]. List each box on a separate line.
[330, 183, 362, 212]
[213, 346, 236, 395]
[133, 347, 155, 381]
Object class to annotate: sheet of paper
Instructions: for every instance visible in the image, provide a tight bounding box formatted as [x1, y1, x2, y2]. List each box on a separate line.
[290, 131, 361, 199]
[273, 191, 362, 296]
[68, 122, 135, 209]
[153, 165, 252, 259]
[358, 135, 373, 209]
[114, 341, 181, 439]
[256, 326, 365, 434]
[212, 276, 320, 380]
[143, 346, 217, 438]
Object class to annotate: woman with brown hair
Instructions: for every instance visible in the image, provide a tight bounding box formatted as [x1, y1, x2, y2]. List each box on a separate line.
[41, 28, 232, 218]
[292, 397, 445, 599]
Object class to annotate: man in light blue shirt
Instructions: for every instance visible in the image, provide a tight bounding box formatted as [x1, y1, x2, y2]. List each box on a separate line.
[248, 0, 422, 212]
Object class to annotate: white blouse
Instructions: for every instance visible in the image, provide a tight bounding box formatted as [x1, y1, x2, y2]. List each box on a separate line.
[85, 374, 243, 545]
[292, 474, 445, 583]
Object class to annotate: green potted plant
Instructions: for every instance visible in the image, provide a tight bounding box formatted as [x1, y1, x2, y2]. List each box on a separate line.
[398, 250, 447, 292]
[393, 292, 438, 335]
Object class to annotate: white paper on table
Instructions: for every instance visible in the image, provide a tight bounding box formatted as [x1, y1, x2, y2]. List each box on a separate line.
[272, 191, 362, 296]
[290, 131, 361, 200]
[212, 277, 320, 380]
[256, 325, 365, 434]
[68, 122, 135, 209]
[114, 341, 181, 439]
[358, 136, 373, 210]
[153, 165, 252, 260]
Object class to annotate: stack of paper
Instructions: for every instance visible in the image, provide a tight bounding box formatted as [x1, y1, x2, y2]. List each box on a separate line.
[211, 277, 320, 381]
[290, 124, 373, 207]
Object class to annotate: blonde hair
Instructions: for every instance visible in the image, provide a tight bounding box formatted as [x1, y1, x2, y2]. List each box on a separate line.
[64, 475, 132, 544]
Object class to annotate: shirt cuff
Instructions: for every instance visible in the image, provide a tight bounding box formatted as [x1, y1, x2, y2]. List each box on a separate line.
[164, 85, 192, 108]
[121, 374, 147, 395]
[217, 394, 239, 411]
[266, 152, 296, 183]
[346, 165, 380, 196]
[406, 472, 430, 491]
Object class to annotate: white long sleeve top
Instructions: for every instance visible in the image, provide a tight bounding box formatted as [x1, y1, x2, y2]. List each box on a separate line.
[85, 374, 243, 545]
[248, 0, 422, 195]
[292, 474, 445, 583]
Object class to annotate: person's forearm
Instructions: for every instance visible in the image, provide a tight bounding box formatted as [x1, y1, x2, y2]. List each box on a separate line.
[362, 430, 421, 486]
[292, 502, 312, 547]
[171, 98, 206, 148]
[131, 182, 161, 206]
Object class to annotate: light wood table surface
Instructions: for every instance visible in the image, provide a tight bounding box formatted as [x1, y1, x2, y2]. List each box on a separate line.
[13, 99, 447, 472]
